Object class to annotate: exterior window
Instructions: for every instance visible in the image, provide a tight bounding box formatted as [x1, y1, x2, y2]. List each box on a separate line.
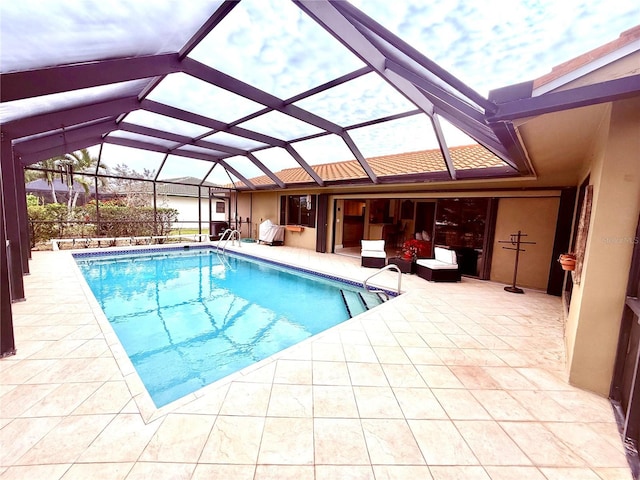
[282, 194, 316, 227]
[215, 201, 225, 214]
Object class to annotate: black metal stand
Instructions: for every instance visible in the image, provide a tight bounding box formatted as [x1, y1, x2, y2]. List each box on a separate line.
[499, 231, 536, 294]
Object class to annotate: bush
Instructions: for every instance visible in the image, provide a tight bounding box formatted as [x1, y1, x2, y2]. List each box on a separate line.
[28, 202, 179, 247]
[27, 203, 67, 248]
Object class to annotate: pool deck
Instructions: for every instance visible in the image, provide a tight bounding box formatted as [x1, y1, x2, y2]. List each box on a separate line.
[0, 242, 632, 480]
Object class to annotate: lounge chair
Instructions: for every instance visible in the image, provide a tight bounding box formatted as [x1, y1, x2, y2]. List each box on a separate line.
[361, 239, 386, 268]
[415, 246, 461, 282]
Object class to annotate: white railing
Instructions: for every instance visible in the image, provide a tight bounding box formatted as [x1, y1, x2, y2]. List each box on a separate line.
[218, 229, 242, 253]
[363, 264, 402, 299]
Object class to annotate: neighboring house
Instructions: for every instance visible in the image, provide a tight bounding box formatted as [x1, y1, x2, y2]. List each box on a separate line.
[151, 177, 228, 230]
[228, 27, 640, 442]
[25, 178, 96, 206]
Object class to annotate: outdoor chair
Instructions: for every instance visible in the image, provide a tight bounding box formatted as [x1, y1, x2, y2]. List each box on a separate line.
[415, 246, 461, 282]
[361, 239, 386, 268]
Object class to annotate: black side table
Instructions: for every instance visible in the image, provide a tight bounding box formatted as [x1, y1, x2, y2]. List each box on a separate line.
[388, 256, 414, 274]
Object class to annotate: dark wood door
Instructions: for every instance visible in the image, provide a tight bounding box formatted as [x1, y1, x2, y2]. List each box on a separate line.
[610, 216, 640, 478]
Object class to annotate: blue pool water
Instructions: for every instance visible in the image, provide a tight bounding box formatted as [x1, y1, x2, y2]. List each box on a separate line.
[75, 247, 385, 407]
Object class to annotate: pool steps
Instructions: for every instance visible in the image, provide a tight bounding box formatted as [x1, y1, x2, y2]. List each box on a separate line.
[340, 289, 385, 318]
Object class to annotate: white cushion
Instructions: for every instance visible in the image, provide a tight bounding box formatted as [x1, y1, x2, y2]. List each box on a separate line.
[416, 259, 458, 270]
[434, 247, 457, 264]
[361, 250, 387, 259]
[361, 240, 385, 252]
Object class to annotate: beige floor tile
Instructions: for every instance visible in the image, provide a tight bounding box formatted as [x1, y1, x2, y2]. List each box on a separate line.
[255, 464, 314, 480]
[314, 418, 369, 465]
[21, 382, 103, 417]
[0, 383, 59, 418]
[587, 423, 630, 449]
[312, 361, 351, 385]
[431, 389, 491, 420]
[482, 366, 536, 389]
[72, 381, 132, 415]
[420, 333, 457, 348]
[1, 359, 58, 384]
[0, 464, 71, 480]
[348, 362, 389, 386]
[218, 382, 272, 416]
[449, 365, 501, 389]
[361, 419, 425, 465]
[381, 363, 427, 387]
[545, 390, 618, 422]
[591, 467, 635, 480]
[508, 390, 578, 422]
[401, 347, 443, 365]
[3, 247, 629, 477]
[192, 464, 255, 479]
[429, 466, 491, 480]
[313, 385, 359, 418]
[499, 422, 586, 467]
[483, 466, 547, 480]
[126, 462, 195, 480]
[315, 465, 375, 480]
[408, 420, 479, 466]
[273, 359, 312, 384]
[175, 383, 229, 415]
[60, 462, 134, 480]
[27, 339, 87, 359]
[392, 387, 448, 420]
[415, 365, 464, 388]
[544, 422, 629, 467]
[237, 361, 277, 384]
[312, 342, 346, 361]
[393, 332, 428, 348]
[17, 414, 114, 465]
[454, 420, 531, 466]
[469, 390, 536, 421]
[258, 417, 314, 465]
[353, 386, 404, 418]
[448, 334, 484, 349]
[77, 414, 160, 463]
[139, 413, 216, 463]
[515, 368, 574, 391]
[372, 465, 433, 480]
[372, 345, 411, 364]
[0, 416, 63, 466]
[267, 383, 312, 417]
[538, 467, 603, 479]
[343, 344, 379, 363]
[199, 415, 265, 464]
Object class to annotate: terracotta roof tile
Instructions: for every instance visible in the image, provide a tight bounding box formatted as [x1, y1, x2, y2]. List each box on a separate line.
[534, 25, 640, 89]
[237, 144, 504, 187]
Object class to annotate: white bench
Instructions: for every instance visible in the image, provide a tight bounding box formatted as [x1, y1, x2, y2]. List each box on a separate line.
[415, 246, 461, 282]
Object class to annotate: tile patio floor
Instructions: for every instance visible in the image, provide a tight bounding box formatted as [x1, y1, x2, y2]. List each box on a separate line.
[0, 243, 633, 480]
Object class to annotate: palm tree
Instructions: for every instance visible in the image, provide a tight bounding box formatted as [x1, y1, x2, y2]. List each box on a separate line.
[26, 158, 61, 203]
[27, 149, 104, 217]
[57, 149, 105, 214]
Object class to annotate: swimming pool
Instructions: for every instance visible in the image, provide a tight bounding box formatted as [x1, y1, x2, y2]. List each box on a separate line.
[75, 247, 389, 407]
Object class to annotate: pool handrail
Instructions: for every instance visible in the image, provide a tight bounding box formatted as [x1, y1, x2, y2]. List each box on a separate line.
[363, 263, 402, 299]
[219, 229, 242, 253]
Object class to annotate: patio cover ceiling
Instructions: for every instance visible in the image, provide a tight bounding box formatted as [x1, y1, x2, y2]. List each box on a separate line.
[1, 1, 637, 191]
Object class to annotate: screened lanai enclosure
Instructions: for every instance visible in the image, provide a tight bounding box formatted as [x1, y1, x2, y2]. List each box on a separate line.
[3, 0, 637, 356]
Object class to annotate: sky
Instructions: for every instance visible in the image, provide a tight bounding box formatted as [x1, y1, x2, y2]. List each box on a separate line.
[3, 0, 639, 184]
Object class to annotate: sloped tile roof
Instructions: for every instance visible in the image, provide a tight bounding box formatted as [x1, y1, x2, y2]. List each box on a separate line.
[240, 144, 505, 187]
[533, 25, 640, 89]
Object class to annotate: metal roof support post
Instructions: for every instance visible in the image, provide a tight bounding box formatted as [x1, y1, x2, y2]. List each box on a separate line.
[14, 162, 32, 267]
[0, 135, 25, 301]
[0, 171, 16, 357]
